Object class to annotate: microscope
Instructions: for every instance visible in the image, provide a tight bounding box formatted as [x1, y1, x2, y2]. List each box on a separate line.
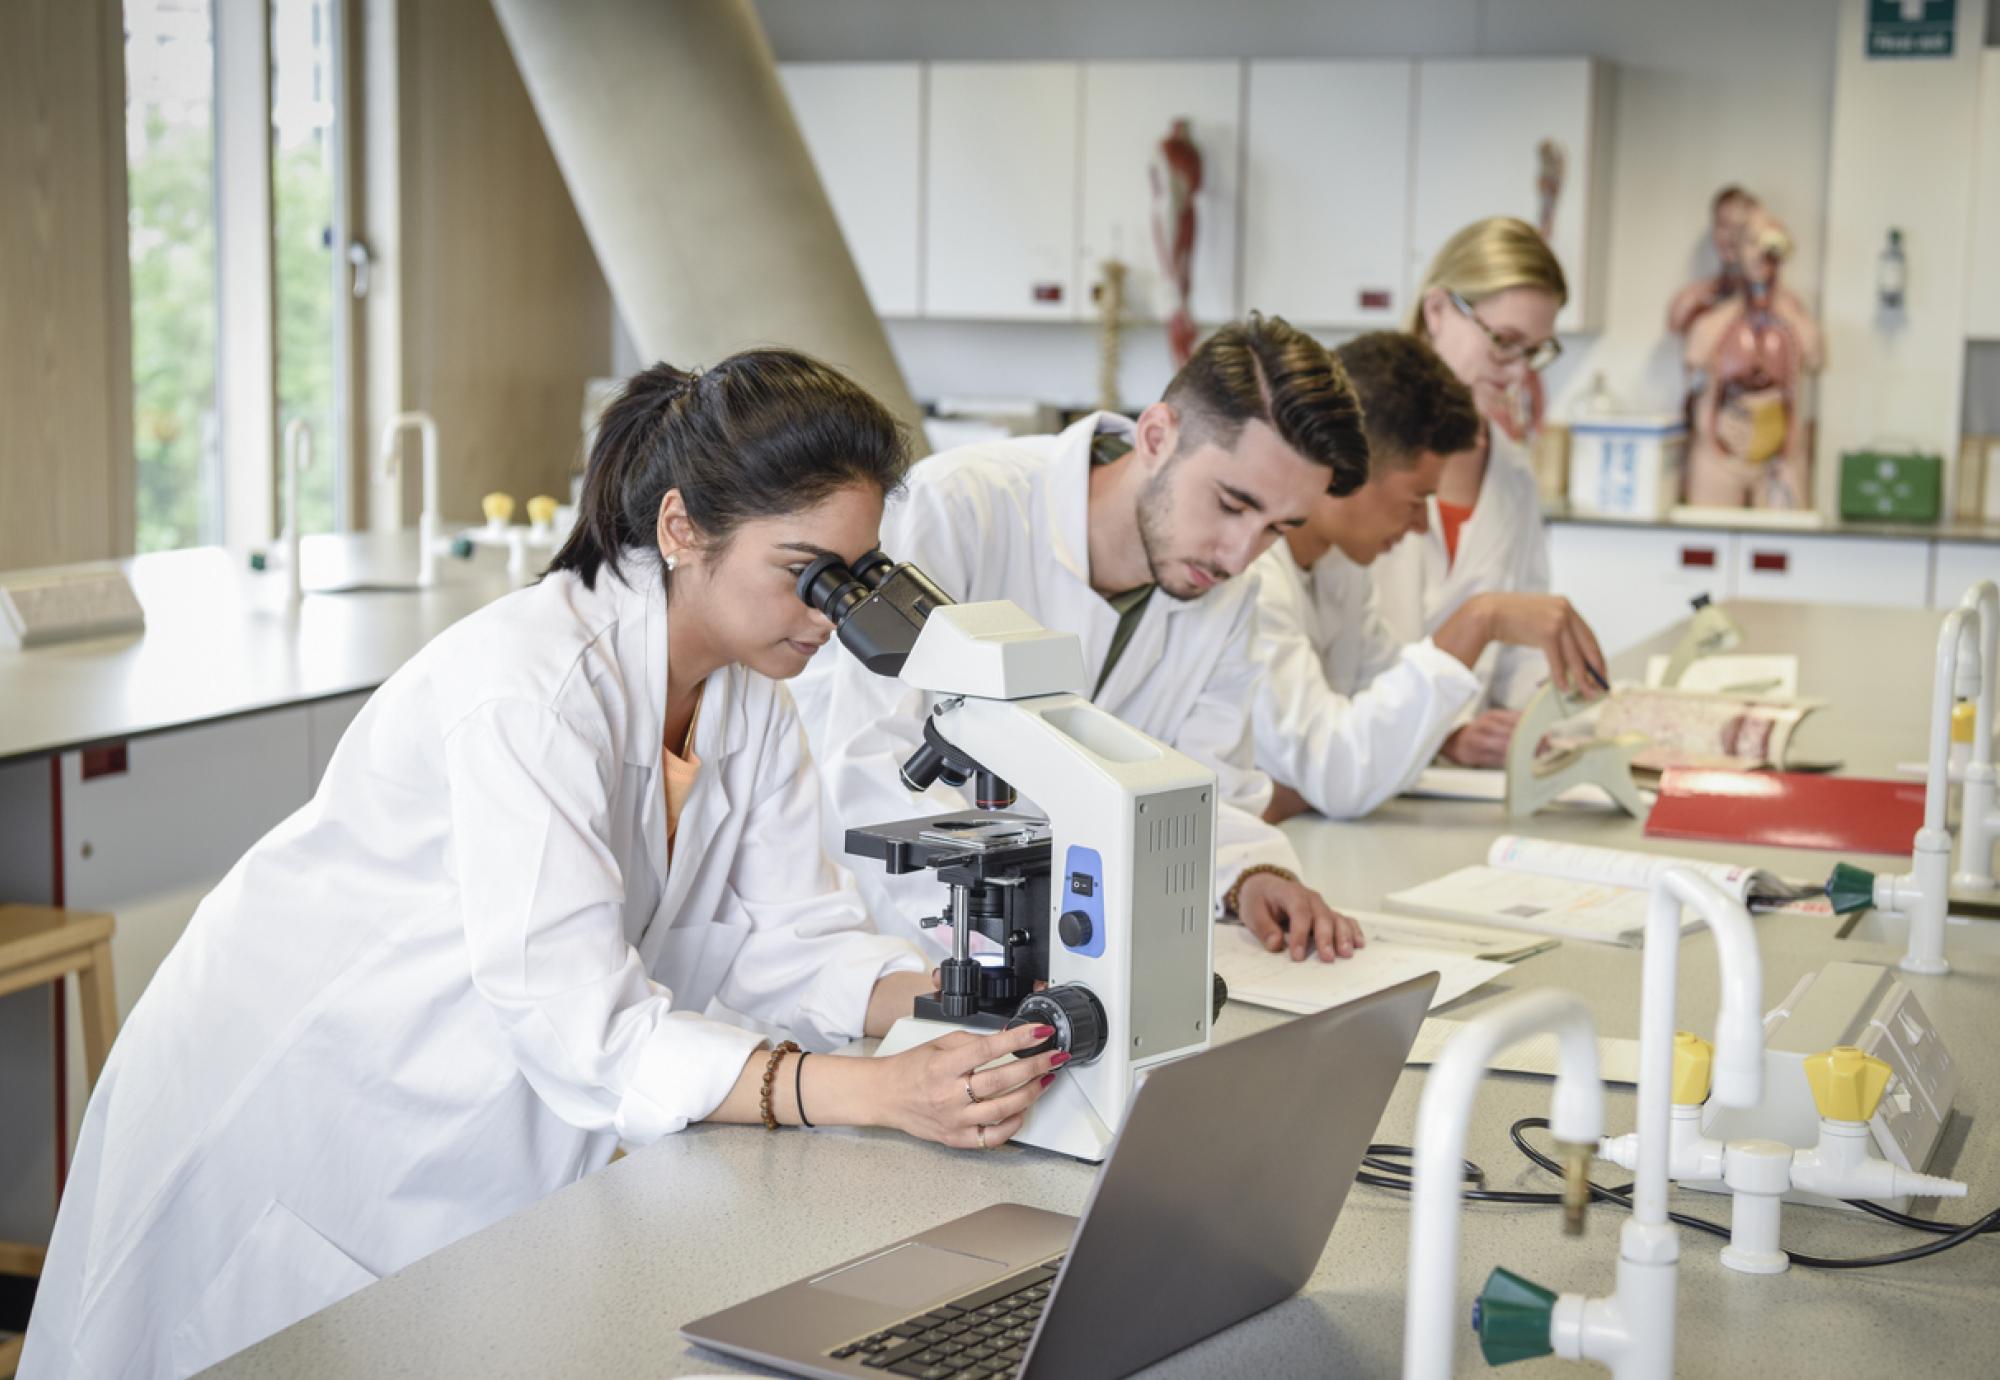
[797, 550, 1220, 1161]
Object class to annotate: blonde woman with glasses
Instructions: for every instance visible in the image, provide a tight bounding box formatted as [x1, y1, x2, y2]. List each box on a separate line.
[1371, 216, 1599, 767]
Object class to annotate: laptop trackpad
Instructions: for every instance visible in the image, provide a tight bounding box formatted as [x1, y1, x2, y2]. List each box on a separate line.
[808, 1242, 1007, 1310]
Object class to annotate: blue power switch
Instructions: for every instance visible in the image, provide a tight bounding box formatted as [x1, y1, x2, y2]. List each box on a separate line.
[1060, 846, 1106, 957]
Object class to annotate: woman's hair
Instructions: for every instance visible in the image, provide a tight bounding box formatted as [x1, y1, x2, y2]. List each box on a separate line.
[548, 348, 909, 590]
[1161, 311, 1370, 497]
[1408, 217, 1569, 339]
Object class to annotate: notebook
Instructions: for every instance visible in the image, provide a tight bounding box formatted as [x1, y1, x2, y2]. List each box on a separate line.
[1212, 913, 1511, 1017]
[1383, 835, 1824, 947]
[1645, 768, 1926, 856]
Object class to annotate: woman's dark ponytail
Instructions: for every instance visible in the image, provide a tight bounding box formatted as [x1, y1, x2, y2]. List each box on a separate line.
[548, 350, 908, 591]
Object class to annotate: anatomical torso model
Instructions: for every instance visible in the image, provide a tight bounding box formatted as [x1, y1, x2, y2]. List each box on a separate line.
[1681, 206, 1823, 509]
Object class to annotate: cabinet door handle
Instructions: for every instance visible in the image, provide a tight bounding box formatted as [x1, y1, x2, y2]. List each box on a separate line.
[1750, 550, 1789, 573]
[81, 742, 129, 779]
[1679, 546, 1716, 568]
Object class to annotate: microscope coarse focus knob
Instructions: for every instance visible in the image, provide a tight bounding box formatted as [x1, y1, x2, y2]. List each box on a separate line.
[1672, 1030, 1714, 1106]
[1058, 909, 1093, 948]
[1006, 986, 1107, 1065]
[1804, 1044, 1893, 1123]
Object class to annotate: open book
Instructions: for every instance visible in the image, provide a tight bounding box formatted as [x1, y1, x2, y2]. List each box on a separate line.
[1382, 835, 1825, 947]
[1212, 911, 1513, 1017]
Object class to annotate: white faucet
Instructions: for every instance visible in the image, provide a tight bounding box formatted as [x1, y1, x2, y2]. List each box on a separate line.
[1953, 580, 1998, 891]
[281, 417, 313, 605]
[378, 411, 441, 587]
[1873, 605, 1973, 974]
[1404, 989, 1604, 1380]
[1547, 869, 1764, 1380]
[1597, 1035, 1965, 1275]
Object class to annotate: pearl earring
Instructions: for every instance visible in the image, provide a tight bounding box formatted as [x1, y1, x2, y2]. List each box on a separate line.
[665, 553, 679, 572]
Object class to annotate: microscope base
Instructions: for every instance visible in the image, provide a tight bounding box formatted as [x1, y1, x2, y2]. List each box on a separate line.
[876, 1016, 1118, 1162]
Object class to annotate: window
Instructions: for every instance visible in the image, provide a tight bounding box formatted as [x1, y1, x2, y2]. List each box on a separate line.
[126, 0, 220, 553]
[272, 0, 344, 534]
[122, 0, 349, 553]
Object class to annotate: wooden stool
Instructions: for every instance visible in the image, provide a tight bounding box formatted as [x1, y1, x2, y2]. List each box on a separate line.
[0, 905, 118, 1375]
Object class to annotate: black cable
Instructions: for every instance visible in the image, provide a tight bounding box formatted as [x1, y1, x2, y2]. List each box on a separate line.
[1359, 1142, 1615, 1208]
[1506, 1117, 2000, 1270]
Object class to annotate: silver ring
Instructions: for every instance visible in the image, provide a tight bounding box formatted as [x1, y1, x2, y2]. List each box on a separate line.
[976, 1124, 989, 1150]
[964, 1076, 981, 1105]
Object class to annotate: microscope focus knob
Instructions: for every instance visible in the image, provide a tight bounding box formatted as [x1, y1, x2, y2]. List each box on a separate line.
[1006, 986, 1107, 1066]
[1804, 1045, 1893, 1124]
[1058, 910, 1093, 948]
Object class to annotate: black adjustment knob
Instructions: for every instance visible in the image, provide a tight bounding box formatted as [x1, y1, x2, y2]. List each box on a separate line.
[1058, 909, 1093, 948]
[937, 956, 980, 1020]
[1005, 985, 1108, 1065]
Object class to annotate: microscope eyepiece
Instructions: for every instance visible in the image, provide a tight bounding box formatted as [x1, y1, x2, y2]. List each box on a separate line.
[850, 548, 895, 590]
[796, 552, 870, 626]
[794, 547, 954, 678]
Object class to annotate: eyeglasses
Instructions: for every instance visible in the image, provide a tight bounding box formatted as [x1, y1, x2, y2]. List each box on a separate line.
[1449, 291, 1562, 372]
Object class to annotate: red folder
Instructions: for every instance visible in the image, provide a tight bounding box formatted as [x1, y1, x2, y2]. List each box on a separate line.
[1645, 768, 1926, 856]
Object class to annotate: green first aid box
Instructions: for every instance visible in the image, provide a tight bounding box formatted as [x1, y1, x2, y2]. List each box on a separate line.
[1839, 450, 1942, 522]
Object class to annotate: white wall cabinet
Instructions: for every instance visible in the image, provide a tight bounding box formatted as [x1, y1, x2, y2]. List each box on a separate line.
[1550, 519, 1987, 653]
[1410, 59, 1609, 333]
[779, 62, 925, 317]
[1242, 61, 1413, 329]
[1967, 50, 2000, 340]
[1547, 523, 1735, 656]
[58, 708, 316, 1145]
[308, 690, 372, 789]
[1732, 533, 1931, 609]
[1932, 541, 2000, 608]
[1075, 61, 1242, 325]
[925, 63, 1082, 320]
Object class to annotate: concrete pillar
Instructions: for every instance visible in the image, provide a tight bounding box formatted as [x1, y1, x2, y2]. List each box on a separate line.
[489, 0, 923, 435]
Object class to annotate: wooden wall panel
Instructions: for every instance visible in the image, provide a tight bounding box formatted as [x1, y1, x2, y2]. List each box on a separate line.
[0, 0, 134, 570]
[386, 0, 612, 524]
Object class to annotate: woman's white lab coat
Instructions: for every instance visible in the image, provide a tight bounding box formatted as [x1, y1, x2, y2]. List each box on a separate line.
[1370, 428, 1551, 710]
[790, 412, 1301, 947]
[21, 560, 923, 1379]
[1247, 543, 1479, 818]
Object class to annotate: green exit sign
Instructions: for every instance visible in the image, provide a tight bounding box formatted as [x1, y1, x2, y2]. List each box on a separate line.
[1868, 0, 1956, 58]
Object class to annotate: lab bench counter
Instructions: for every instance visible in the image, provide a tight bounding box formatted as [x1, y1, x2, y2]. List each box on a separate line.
[205, 914, 2000, 1380]
[0, 531, 523, 764]
[1544, 501, 2000, 547]
[206, 595, 2000, 1378]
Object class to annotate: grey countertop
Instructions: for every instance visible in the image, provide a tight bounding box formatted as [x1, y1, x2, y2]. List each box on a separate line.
[209, 598, 2000, 1378]
[0, 531, 525, 763]
[1543, 501, 2000, 545]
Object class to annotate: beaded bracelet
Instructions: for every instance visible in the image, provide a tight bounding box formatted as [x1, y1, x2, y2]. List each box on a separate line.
[760, 1040, 802, 1130]
[1223, 863, 1299, 918]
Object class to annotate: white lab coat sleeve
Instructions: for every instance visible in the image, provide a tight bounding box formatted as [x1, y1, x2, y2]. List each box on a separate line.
[444, 699, 765, 1143]
[1251, 567, 1479, 819]
[811, 472, 989, 937]
[1490, 509, 1555, 710]
[1180, 575, 1303, 908]
[713, 698, 928, 1049]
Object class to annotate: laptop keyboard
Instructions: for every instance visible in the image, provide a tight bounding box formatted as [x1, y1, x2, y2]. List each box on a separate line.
[825, 1256, 1063, 1379]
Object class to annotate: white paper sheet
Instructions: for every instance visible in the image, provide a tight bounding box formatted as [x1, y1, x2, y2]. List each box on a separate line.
[1214, 923, 1508, 1016]
[1386, 865, 1668, 946]
[1406, 1016, 1642, 1085]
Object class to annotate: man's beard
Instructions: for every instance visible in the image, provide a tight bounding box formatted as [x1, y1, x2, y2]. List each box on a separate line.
[1136, 462, 1222, 602]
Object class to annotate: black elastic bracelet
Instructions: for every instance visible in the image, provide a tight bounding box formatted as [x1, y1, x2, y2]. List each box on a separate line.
[795, 1050, 814, 1129]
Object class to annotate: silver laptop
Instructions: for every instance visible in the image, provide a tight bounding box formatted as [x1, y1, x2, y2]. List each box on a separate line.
[682, 972, 1436, 1380]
